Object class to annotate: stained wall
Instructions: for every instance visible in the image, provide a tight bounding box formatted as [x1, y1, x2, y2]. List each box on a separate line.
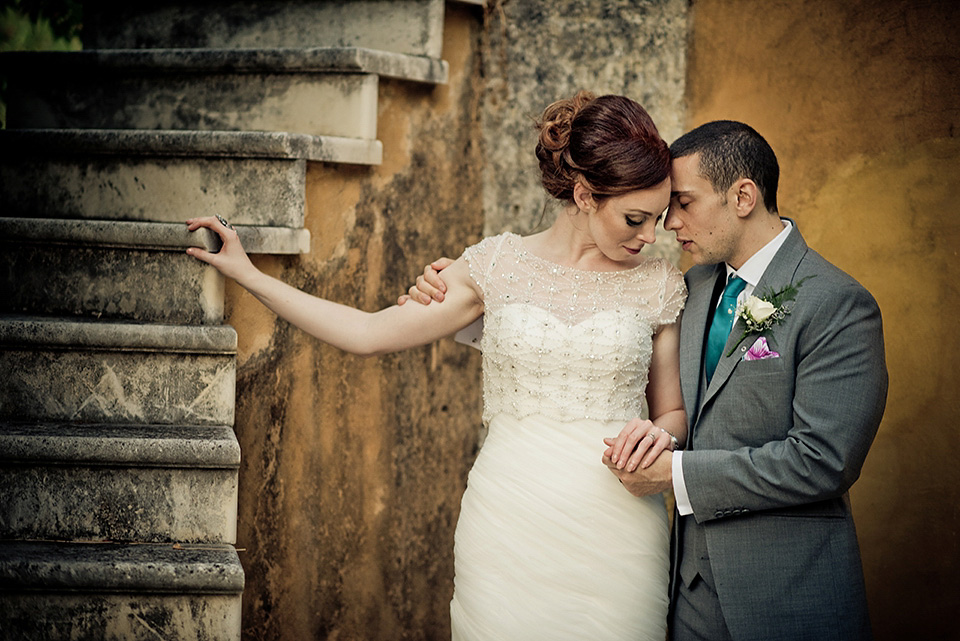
[683, 2, 960, 638]
[229, 6, 485, 639]
[481, 0, 688, 263]
[228, 2, 693, 638]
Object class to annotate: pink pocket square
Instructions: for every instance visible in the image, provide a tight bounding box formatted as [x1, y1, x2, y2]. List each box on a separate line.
[744, 336, 779, 361]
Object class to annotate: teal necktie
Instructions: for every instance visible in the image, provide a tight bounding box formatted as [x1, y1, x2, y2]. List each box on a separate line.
[705, 274, 747, 382]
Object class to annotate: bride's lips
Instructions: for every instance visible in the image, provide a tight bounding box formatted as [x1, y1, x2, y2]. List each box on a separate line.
[624, 246, 642, 255]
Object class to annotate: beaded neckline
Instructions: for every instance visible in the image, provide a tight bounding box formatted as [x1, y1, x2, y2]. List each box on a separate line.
[504, 232, 655, 277]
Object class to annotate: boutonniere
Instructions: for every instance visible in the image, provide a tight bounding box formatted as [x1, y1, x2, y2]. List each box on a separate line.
[727, 276, 814, 356]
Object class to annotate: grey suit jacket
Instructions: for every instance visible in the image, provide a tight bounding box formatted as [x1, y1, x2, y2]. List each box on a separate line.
[674, 222, 887, 640]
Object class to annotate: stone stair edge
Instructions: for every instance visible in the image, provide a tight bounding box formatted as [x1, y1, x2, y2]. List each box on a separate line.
[82, 0, 446, 57]
[0, 316, 238, 354]
[0, 541, 244, 594]
[0, 129, 383, 165]
[0, 423, 240, 468]
[1, 46, 448, 84]
[0, 217, 311, 255]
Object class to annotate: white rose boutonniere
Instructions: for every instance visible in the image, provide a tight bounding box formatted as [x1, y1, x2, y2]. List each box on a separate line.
[743, 296, 777, 323]
[727, 276, 815, 355]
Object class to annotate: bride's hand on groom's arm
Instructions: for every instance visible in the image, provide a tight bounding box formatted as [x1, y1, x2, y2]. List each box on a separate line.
[397, 258, 454, 305]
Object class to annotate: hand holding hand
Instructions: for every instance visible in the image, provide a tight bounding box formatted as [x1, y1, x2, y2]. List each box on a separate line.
[603, 417, 675, 472]
[397, 257, 455, 305]
[185, 216, 258, 283]
[602, 449, 673, 497]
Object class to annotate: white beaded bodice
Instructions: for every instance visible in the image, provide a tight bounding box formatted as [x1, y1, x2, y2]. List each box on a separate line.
[462, 233, 686, 425]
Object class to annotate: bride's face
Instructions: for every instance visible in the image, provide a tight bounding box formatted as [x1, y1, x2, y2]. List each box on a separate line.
[586, 178, 671, 264]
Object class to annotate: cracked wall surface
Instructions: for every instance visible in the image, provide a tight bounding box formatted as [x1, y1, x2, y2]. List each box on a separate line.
[230, 7, 485, 640]
[0, 350, 235, 425]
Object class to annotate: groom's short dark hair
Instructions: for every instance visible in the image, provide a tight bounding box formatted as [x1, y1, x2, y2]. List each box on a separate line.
[670, 121, 780, 213]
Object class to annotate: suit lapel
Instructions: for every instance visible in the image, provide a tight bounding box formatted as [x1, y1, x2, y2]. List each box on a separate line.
[680, 264, 724, 425]
[699, 222, 809, 408]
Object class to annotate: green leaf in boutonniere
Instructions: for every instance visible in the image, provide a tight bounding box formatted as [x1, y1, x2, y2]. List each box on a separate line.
[726, 276, 815, 356]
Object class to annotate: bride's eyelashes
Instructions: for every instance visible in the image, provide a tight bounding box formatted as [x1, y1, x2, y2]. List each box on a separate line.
[626, 213, 663, 228]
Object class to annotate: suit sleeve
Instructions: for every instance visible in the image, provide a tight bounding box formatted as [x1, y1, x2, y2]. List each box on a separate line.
[682, 280, 888, 522]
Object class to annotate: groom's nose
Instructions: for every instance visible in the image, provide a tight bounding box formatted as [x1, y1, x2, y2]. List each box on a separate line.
[664, 207, 681, 231]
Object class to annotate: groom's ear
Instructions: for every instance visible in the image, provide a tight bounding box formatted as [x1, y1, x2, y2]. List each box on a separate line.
[731, 178, 760, 218]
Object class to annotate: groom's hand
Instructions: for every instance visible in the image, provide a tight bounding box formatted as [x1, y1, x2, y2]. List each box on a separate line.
[602, 450, 673, 497]
[397, 257, 454, 305]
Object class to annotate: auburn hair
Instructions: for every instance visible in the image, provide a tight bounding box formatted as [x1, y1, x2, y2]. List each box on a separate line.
[535, 90, 670, 203]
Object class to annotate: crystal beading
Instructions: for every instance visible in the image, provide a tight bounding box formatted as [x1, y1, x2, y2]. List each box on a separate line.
[462, 233, 686, 425]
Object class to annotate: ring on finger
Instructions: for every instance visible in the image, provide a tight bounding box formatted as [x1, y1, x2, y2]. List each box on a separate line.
[647, 433, 657, 442]
[216, 214, 235, 230]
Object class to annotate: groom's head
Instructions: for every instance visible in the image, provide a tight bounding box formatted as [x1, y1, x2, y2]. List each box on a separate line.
[670, 120, 779, 213]
[664, 121, 782, 267]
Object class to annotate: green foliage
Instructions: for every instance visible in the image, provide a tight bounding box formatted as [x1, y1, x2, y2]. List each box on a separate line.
[758, 275, 815, 308]
[0, 0, 83, 126]
[1, 0, 83, 51]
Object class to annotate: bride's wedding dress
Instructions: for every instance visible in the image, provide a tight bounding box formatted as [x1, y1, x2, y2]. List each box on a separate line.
[450, 233, 686, 641]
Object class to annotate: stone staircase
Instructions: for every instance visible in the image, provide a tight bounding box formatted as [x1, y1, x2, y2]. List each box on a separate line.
[0, 1, 467, 638]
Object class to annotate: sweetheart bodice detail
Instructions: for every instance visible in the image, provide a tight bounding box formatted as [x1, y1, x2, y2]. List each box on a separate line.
[462, 233, 686, 425]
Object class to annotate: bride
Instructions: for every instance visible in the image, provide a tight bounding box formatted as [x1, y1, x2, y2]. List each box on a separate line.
[187, 90, 687, 640]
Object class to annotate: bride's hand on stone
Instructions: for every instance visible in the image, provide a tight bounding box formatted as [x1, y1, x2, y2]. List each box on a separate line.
[185, 216, 258, 284]
[397, 257, 454, 305]
[603, 418, 673, 472]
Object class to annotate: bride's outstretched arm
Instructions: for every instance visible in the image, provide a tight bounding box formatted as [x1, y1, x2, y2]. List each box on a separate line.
[186, 216, 483, 356]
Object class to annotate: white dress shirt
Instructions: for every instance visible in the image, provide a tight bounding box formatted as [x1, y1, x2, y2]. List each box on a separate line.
[672, 220, 792, 516]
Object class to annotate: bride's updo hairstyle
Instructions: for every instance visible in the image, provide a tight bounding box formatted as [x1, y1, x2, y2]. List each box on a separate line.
[535, 90, 670, 203]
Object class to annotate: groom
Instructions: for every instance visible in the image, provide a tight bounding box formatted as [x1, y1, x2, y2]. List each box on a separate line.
[605, 121, 887, 640]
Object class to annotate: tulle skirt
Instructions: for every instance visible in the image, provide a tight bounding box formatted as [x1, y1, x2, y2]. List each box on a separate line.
[450, 412, 670, 641]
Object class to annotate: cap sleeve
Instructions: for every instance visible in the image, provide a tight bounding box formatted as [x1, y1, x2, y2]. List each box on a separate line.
[657, 260, 687, 326]
[459, 233, 508, 297]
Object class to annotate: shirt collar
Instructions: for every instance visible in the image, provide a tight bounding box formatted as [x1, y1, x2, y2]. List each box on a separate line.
[725, 219, 793, 287]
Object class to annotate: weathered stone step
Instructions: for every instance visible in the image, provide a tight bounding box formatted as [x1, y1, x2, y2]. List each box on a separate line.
[0, 217, 307, 324]
[0, 129, 378, 225]
[0, 317, 236, 426]
[0, 422, 239, 543]
[84, 0, 445, 58]
[0, 541, 242, 641]
[3, 47, 445, 138]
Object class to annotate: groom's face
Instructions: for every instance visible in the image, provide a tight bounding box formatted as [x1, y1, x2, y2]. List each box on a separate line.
[664, 153, 740, 266]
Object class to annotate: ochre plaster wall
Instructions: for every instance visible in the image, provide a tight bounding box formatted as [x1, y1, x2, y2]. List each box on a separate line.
[227, 7, 485, 639]
[684, 2, 960, 638]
